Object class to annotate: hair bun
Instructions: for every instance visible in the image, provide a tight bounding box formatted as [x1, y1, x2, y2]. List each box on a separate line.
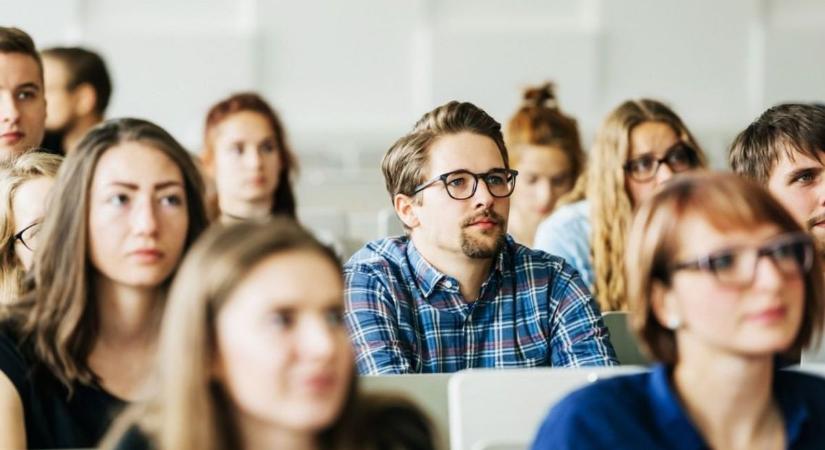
[522, 82, 558, 109]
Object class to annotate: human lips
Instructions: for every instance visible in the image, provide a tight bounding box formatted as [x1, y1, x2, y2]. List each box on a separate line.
[129, 248, 165, 263]
[745, 305, 787, 324]
[299, 372, 340, 394]
[0, 131, 24, 144]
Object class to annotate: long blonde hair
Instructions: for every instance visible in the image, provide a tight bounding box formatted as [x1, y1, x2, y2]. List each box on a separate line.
[589, 99, 706, 311]
[103, 220, 434, 450]
[0, 151, 62, 306]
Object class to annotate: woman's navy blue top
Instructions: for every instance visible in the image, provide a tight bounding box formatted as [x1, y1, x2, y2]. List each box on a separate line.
[531, 363, 825, 450]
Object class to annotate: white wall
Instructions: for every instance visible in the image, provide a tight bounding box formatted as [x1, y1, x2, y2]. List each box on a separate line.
[4, 0, 825, 242]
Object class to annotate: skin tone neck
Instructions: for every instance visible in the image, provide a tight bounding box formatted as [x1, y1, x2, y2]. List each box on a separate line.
[219, 196, 272, 223]
[62, 113, 102, 153]
[236, 415, 318, 450]
[87, 276, 162, 400]
[673, 340, 783, 450]
[411, 232, 493, 301]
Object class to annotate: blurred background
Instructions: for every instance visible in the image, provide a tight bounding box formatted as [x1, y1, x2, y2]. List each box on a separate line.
[5, 0, 825, 249]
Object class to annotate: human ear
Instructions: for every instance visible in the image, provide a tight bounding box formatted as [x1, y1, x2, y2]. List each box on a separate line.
[650, 280, 682, 330]
[73, 83, 97, 117]
[393, 193, 420, 230]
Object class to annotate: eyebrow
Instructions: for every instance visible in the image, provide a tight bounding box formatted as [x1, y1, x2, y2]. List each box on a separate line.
[16, 82, 41, 92]
[108, 181, 184, 190]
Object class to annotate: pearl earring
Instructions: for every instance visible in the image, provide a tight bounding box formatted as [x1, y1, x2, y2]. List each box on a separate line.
[666, 316, 682, 330]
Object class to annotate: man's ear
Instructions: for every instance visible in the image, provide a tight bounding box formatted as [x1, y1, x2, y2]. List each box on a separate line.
[73, 83, 97, 117]
[394, 193, 420, 230]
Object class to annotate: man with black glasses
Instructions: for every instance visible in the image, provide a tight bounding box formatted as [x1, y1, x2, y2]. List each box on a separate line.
[344, 101, 617, 374]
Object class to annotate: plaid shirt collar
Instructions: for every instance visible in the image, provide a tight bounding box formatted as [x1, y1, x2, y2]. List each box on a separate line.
[404, 236, 510, 299]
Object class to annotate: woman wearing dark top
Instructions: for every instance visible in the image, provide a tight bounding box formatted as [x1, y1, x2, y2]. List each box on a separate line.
[102, 219, 436, 450]
[201, 92, 298, 223]
[0, 118, 208, 449]
[532, 172, 825, 450]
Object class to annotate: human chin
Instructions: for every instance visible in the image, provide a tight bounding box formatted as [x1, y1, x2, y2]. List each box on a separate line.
[460, 227, 504, 259]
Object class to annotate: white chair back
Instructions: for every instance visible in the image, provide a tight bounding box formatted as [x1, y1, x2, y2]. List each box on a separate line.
[448, 367, 645, 450]
[360, 373, 452, 450]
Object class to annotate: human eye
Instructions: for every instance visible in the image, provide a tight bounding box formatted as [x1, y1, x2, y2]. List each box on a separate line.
[230, 142, 244, 155]
[485, 172, 507, 186]
[260, 140, 277, 153]
[106, 193, 130, 206]
[447, 175, 467, 188]
[159, 193, 184, 207]
[791, 169, 818, 185]
[707, 250, 737, 273]
[324, 308, 345, 327]
[628, 156, 655, 174]
[268, 310, 295, 329]
[15, 89, 37, 101]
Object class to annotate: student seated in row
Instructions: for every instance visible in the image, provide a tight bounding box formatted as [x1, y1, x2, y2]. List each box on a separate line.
[344, 100, 616, 374]
[534, 99, 706, 311]
[0, 27, 46, 161]
[730, 103, 825, 267]
[0, 119, 208, 449]
[0, 151, 62, 305]
[532, 172, 825, 450]
[103, 219, 436, 450]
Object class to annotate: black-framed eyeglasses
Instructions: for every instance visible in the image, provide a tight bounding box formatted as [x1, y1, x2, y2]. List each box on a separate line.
[13, 221, 40, 252]
[670, 232, 814, 288]
[412, 168, 519, 200]
[623, 143, 700, 182]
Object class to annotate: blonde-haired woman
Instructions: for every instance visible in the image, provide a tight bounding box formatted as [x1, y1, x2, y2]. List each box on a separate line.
[0, 151, 62, 305]
[506, 82, 585, 247]
[532, 172, 825, 449]
[534, 99, 706, 311]
[103, 219, 435, 450]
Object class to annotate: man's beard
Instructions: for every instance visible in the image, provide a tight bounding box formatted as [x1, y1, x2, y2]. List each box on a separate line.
[806, 212, 825, 261]
[459, 209, 506, 259]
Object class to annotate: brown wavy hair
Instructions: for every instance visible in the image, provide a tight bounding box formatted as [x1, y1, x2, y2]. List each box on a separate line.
[101, 219, 435, 450]
[588, 99, 706, 311]
[202, 92, 298, 218]
[627, 172, 824, 363]
[5, 118, 208, 390]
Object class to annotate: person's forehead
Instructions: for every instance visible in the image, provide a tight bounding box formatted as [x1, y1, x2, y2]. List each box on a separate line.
[770, 144, 825, 174]
[425, 132, 504, 175]
[0, 52, 43, 88]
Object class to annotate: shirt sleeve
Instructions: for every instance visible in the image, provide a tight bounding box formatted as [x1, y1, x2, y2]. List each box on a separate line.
[344, 265, 414, 374]
[534, 210, 594, 288]
[547, 264, 618, 367]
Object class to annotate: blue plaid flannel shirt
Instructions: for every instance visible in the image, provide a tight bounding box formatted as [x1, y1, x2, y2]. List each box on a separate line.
[344, 235, 618, 374]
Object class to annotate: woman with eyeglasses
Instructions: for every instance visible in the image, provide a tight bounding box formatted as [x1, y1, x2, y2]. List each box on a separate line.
[0, 151, 62, 305]
[534, 99, 707, 311]
[505, 82, 585, 247]
[0, 119, 208, 449]
[102, 219, 435, 450]
[532, 172, 825, 450]
[202, 92, 298, 223]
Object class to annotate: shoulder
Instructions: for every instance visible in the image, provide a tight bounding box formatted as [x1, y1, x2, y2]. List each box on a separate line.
[509, 240, 587, 290]
[534, 372, 652, 441]
[534, 201, 591, 254]
[539, 200, 590, 231]
[109, 425, 154, 450]
[0, 321, 30, 394]
[776, 370, 825, 404]
[344, 237, 410, 276]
